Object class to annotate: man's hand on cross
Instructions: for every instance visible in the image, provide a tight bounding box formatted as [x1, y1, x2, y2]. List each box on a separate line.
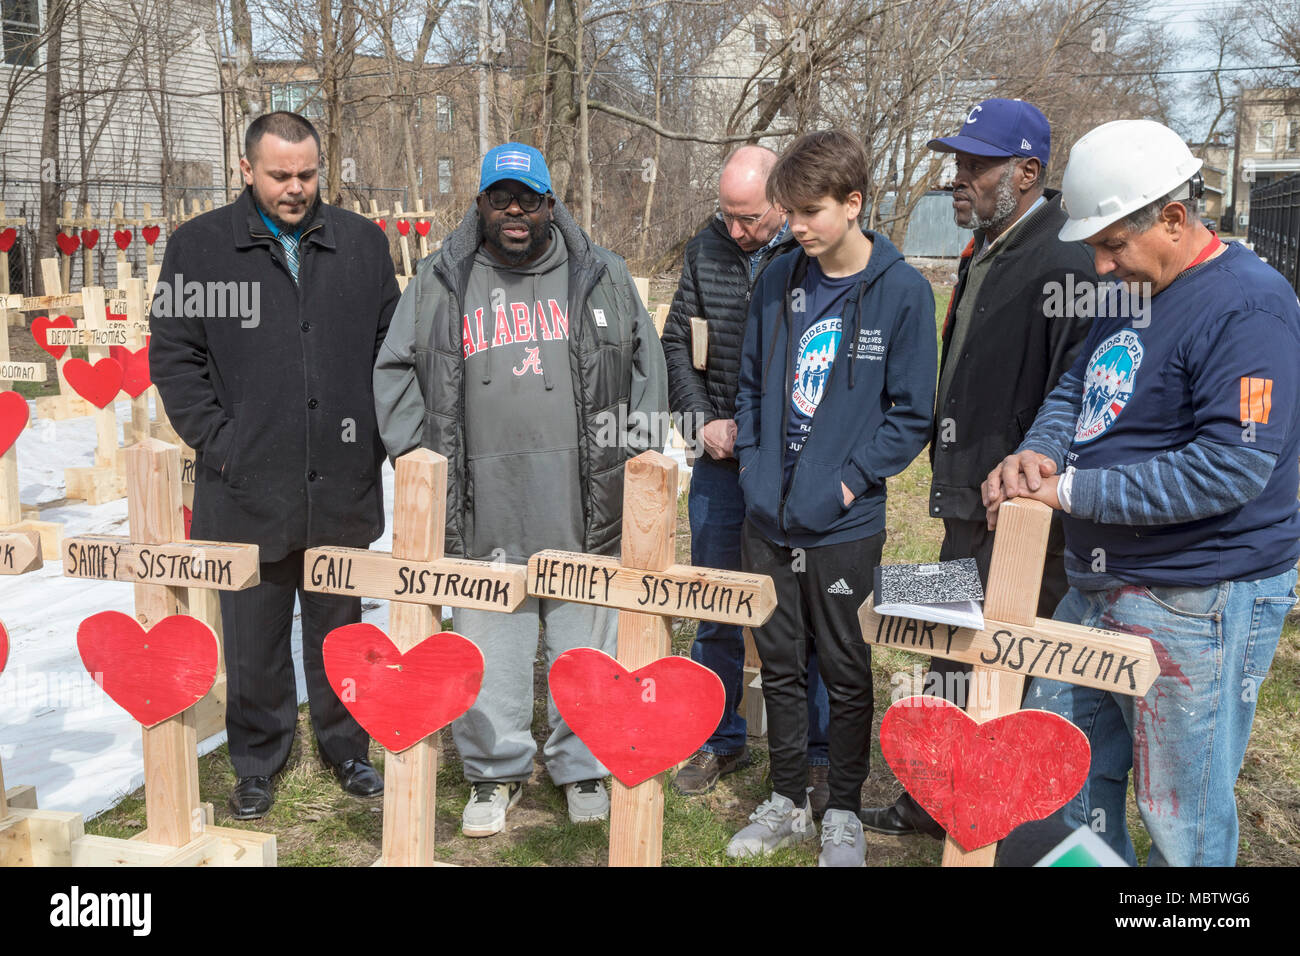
[982, 450, 1058, 529]
[699, 417, 737, 460]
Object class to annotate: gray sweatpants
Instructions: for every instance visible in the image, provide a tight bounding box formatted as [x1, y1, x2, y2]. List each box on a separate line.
[451, 596, 618, 784]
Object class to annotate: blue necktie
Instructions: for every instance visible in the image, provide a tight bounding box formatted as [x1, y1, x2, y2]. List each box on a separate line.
[279, 232, 300, 282]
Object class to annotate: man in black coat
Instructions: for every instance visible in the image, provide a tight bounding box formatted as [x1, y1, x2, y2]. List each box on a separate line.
[660, 145, 833, 812]
[860, 99, 1098, 839]
[149, 112, 401, 819]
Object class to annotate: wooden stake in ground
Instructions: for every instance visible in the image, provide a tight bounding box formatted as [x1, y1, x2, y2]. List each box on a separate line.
[302, 449, 527, 866]
[0, 202, 26, 300]
[62, 439, 261, 848]
[0, 528, 43, 832]
[391, 201, 416, 278]
[0, 327, 61, 558]
[857, 498, 1159, 867]
[526, 450, 777, 867]
[62, 286, 128, 504]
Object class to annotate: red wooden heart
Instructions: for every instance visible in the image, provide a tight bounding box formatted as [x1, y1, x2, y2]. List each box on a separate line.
[373, 218, 387, 231]
[109, 339, 151, 397]
[323, 623, 483, 752]
[182, 505, 192, 539]
[0, 619, 7, 676]
[414, 220, 431, 237]
[142, 225, 161, 245]
[56, 232, 80, 256]
[77, 611, 219, 727]
[0, 390, 29, 456]
[113, 229, 133, 250]
[31, 314, 76, 360]
[548, 649, 725, 787]
[0, 227, 16, 253]
[63, 357, 124, 408]
[396, 220, 410, 236]
[879, 696, 1090, 851]
[81, 228, 100, 249]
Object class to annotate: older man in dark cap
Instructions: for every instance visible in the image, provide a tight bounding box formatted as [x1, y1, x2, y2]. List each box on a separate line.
[860, 98, 1098, 839]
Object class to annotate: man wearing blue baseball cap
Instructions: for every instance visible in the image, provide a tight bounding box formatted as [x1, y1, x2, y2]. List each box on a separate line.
[860, 98, 1098, 840]
[374, 143, 667, 837]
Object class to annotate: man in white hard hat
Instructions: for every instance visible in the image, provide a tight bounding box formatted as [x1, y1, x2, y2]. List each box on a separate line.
[983, 119, 1300, 866]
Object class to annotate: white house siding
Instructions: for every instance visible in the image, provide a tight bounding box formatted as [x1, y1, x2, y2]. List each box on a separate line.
[0, 0, 224, 291]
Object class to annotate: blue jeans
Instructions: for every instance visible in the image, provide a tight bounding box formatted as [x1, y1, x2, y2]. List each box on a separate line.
[1000, 568, 1297, 867]
[687, 455, 829, 761]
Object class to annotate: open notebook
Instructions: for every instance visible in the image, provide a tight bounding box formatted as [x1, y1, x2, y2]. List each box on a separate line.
[872, 558, 985, 630]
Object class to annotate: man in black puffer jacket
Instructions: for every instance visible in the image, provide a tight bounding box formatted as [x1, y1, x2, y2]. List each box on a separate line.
[661, 146, 832, 810]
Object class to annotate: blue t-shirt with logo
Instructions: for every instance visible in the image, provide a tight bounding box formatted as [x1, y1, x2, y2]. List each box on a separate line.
[1055, 241, 1300, 585]
[783, 259, 866, 489]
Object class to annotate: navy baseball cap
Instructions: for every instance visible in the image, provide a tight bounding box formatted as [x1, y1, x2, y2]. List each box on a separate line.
[928, 98, 1051, 165]
[479, 142, 553, 196]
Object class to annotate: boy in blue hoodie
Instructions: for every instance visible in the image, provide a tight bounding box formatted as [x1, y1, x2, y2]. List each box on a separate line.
[728, 130, 936, 866]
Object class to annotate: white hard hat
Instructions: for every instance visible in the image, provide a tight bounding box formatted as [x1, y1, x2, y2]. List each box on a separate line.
[1058, 120, 1203, 242]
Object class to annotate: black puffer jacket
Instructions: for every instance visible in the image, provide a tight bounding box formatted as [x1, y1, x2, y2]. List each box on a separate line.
[661, 217, 797, 462]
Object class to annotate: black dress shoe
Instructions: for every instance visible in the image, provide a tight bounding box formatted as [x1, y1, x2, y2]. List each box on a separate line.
[325, 756, 384, 797]
[229, 776, 273, 820]
[860, 797, 946, 839]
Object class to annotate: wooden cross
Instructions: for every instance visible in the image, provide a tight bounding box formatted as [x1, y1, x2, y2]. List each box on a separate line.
[0, 202, 25, 300]
[526, 450, 776, 866]
[301, 448, 528, 866]
[61, 438, 261, 850]
[62, 286, 129, 504]
[857, 497, 1159, 866]
[111, 202, 167, 270]
[392, 199, 437, 271]
[54, 202, 94, 292]
[0, 325, 61, 558]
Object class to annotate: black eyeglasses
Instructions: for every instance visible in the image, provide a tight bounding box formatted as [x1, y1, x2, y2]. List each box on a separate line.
[483, 186, 545, 213]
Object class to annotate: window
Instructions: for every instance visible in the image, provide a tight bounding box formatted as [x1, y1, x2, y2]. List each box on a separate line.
[435, 95, 452, 133]
[269, 82, 323, 120]
[753, 20, 767, 53]
[438, 157, 453, 194]
[3, 0, 39, 67]
[1256, 119, 1275, 152]
[1288, 118, 1299, 153]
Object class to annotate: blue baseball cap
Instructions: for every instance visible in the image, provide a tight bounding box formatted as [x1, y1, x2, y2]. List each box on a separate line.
[479, 142, 553, 196]
[928, 98, 1051, 165]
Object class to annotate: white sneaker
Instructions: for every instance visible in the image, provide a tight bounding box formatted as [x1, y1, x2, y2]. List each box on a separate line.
[726, 792, 816, 859]
[818, 809, 867, 867]
[461, 780, 523, 837]
[564, 779, 610, 823]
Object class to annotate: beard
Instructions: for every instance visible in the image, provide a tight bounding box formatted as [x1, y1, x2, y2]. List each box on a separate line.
[252, 186, 319, 234]
[482, 212, 552, 265]
[954, 162, 1019, 234]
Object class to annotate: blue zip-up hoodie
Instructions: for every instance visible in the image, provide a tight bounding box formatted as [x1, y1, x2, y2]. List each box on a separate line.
[735, 230, 936, 547]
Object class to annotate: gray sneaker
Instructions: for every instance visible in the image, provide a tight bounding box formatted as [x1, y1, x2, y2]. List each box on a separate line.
[819, 808, 867, 866]
[461, 780, 523, 837]
[726, 792, 816, 859]
[564, 779, 610, 824]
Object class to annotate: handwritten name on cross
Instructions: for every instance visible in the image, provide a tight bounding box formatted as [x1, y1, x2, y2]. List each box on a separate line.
[302, 449, 526, 866]
[857, 498, 1158, 866]
[526, 450, 776, 867]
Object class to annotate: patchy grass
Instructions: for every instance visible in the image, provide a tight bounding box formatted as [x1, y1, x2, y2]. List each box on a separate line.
[84, 278, 1298, 866]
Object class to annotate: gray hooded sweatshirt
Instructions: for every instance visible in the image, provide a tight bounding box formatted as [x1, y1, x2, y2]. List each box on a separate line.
[463, 229, 583, 560]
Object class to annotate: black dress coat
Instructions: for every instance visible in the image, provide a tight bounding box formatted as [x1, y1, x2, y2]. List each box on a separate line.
[149, 188, 401, 562]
